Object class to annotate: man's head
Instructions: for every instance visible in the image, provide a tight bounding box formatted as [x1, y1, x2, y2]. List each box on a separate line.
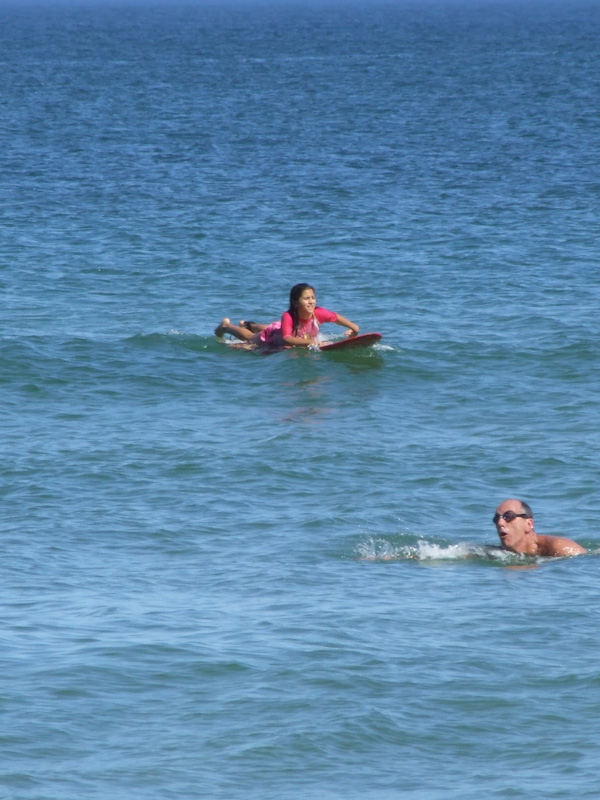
[493, 499, 535, 553]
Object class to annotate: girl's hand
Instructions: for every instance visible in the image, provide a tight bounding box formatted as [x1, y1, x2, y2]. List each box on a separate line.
[344, 328, 358, 338]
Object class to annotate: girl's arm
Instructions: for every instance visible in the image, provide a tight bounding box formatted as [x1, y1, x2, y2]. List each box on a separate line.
[281, 310, 319, 348]
[282, 334, 316, 347]
[335, 314, 359, 338]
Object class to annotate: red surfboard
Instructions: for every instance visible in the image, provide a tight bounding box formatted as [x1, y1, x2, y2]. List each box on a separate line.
[319, 332, 382, 351]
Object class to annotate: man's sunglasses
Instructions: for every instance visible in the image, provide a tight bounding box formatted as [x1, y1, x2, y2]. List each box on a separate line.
[493, 511, 530, 524]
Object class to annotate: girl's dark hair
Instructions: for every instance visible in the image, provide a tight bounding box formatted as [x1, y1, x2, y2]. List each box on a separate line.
[287, 283, 314, 335]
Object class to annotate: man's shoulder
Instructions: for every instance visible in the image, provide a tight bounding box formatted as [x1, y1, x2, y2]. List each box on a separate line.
[537, 534, 586, 557]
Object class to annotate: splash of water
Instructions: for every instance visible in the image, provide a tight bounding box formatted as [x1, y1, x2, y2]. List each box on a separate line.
[356, 537, 517, 563]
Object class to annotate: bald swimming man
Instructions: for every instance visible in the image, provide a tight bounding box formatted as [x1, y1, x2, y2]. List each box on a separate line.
[493, 499, 586, 557]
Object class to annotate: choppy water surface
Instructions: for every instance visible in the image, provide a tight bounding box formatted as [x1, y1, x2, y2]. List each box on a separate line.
[2, 1, 600, 798]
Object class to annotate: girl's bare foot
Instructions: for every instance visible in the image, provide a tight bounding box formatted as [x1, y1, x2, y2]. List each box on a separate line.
[214, 318, 231, 337]
[240, 320, 260, 333]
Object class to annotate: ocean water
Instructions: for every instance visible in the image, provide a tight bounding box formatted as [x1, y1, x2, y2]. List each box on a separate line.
[2, 1, 600, 798]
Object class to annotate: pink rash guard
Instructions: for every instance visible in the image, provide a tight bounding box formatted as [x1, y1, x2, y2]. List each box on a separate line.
[259, 307, 338, 346]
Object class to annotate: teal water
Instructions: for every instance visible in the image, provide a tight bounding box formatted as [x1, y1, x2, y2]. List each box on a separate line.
[2, 2, 600, 798]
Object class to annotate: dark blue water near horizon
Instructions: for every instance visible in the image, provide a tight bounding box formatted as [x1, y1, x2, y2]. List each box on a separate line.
[2, 1, 600, 798]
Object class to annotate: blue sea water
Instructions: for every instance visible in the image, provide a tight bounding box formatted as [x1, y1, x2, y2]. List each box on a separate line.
[2, 1, 600, 798]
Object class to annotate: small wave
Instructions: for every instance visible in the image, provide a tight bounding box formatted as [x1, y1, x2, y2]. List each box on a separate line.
[356, 537, 520, 564]
[127, 332, 216, 352]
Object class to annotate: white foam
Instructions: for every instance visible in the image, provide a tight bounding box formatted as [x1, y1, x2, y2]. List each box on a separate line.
[356, 537, 519, 563]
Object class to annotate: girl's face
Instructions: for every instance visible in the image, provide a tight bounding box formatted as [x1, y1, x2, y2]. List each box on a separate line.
[295, 288, 316, 318]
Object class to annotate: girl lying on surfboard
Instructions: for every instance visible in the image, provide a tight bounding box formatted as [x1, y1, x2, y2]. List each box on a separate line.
[214, 283, 360, 349]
